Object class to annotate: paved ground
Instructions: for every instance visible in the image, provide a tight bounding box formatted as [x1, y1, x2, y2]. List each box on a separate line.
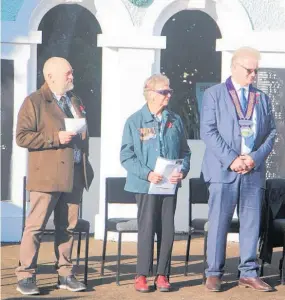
[1, 235, 285, 300]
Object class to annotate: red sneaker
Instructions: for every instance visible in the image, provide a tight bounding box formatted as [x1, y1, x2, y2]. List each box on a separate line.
[154, 275, 171, 292]
[134, 276, 150, 293]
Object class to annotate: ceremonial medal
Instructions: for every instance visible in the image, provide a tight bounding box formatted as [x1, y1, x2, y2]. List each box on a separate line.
[226, 77, 257, 139]
[239, 119, 254, 137]
[239, 120, 253, 127]
[240, 126, 254, 137]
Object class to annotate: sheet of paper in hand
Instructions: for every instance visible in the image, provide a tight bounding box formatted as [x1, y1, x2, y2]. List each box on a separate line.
[64, 118, 86, 134]
[148, 157, 183, 195]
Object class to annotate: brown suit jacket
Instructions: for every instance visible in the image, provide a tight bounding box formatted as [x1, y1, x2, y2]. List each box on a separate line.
[16, 83, 94, 192]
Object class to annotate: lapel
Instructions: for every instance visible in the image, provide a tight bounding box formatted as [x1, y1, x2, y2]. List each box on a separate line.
[40, 84, 87, 139]
[222, 83, 239, 124]
[40, 83, 66, 122]
[252, 88, 262, 146]
[161, 109, 170, 135]
[68, 92, 87, 140]
[68, 92, 84, 118]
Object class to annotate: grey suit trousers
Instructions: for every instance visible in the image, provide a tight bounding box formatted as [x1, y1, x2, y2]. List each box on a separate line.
[206, 174, 263, 278]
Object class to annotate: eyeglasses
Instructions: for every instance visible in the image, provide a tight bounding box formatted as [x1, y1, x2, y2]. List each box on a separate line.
[151, 89, 173, 96]
[236, 63, 258, 75]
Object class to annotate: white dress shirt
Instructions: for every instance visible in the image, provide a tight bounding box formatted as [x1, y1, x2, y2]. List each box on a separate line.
[232, 80, 257, 155]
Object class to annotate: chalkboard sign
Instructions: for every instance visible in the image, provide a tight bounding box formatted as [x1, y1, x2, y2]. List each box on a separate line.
[255, 68, 285, 179]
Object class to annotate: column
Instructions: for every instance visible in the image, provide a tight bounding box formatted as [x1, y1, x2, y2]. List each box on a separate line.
[10, 45, 31, 207]
[94, 34, 166, 240]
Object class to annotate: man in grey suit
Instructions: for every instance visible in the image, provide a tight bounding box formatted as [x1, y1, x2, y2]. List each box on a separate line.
[200, 47, 276, 292]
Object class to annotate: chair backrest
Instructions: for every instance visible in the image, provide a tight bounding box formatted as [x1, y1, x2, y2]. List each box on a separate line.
[260, 179, 285, 253]
[265, 178, 285, 220]
[189, 177, 209, 205]
[188, 177, 209, 227]
[266, 178, 285, 190]
[105, 177, 135, 204]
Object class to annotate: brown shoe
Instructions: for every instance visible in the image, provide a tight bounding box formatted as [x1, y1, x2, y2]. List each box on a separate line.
[239, 277, 273, 292]
[134, 276, 150, 293]
[205, 276, 222, 292]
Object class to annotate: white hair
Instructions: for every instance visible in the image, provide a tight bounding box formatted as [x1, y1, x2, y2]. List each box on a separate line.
[143, 74, 169, 100]
[231, 47, 261, 65]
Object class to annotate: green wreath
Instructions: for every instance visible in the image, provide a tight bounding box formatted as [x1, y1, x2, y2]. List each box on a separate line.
[128, 0, 154, 8]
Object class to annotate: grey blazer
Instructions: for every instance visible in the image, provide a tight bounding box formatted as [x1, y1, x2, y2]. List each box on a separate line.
[200, 81, 276, 187]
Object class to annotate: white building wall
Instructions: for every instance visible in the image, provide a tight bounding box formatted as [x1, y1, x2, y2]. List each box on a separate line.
[240, 0, 285, 30]
[1, 0, 285, 242]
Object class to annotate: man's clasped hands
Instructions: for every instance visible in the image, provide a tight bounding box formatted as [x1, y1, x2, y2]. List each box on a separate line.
[230, 154, 255, 174]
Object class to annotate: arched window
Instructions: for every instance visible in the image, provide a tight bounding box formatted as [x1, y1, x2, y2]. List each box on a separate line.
[161, 10, 221, 139]
[37, 4, 102, 137]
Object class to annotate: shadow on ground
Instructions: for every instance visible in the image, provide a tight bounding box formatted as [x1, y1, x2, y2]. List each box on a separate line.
[1, 234, 285, 299]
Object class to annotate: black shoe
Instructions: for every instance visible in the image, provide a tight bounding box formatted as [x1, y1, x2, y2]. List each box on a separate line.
[58, 275, 86, 292]
[16, 277, 40, 295]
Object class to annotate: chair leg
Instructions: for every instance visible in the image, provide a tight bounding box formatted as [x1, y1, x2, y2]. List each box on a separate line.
[155, 234, 161, 276]
[202, 231, 208, 284]
[281, 259, 285, 285]
[76, 232, 82, 266]
[280, 244, 285, 285]
[84, 231, 89, 286]
[184, 232, 192, 276]
[237, 257, 241, 279]
[100, 228, 108, 276]
[116, 232, 122, 286]
[260, 260, 265, 277]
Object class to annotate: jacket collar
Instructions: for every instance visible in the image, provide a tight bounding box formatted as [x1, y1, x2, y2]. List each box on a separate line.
[68, 91, 84, 118]
[141, 104, 154, 122]
[40, 83, 84, 117]
[141, 104, 169, 122]
[40, 82, 54, 102]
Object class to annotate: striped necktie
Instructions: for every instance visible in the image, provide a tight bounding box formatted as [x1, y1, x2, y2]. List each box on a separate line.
[59, 96, 74, 118]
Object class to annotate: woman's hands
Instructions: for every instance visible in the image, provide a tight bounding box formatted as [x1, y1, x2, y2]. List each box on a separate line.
[148, 170, 183, 184]
[148, 172, 163, 184]
[169, 170, 183, 184]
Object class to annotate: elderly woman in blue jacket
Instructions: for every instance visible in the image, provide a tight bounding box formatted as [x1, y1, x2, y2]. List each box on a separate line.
[120, 74, 191, 293]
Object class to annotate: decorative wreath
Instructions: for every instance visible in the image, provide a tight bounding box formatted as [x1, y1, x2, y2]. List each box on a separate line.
[128, 0, 154, 8]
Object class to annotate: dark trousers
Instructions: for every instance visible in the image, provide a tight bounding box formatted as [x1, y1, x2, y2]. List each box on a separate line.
[206, 174, 263, 278]
[135, 193, 177, 276]
[16, 164, 84, 280]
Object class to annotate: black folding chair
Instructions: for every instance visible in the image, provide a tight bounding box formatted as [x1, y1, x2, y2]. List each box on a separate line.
[100, 177, 138, 285]
[21, 176, 90, 285]
[184, 176, 209, 276]
[184, 176, 239, 282]
[260, 179, 285, 284]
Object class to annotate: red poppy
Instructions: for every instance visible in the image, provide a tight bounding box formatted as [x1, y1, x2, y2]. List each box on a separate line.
[167, 122, 173, 128]
[79, 105, 86, 113]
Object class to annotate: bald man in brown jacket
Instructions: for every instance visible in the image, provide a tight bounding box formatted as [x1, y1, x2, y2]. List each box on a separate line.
[15, 57, 94, 295]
